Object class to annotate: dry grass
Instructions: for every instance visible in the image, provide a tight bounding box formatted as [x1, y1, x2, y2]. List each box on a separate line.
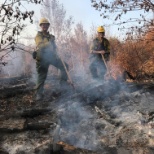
[109, 35, 154, 80]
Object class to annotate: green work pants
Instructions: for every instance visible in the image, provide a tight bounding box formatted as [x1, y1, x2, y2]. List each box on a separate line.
[36, 52, 68, 95]
[89, 55, 107, 80]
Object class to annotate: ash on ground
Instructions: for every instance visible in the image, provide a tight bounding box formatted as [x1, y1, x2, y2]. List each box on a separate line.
[0, 76, 154, 154]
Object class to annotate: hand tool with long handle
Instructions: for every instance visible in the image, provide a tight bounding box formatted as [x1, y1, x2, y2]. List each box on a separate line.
[59, 54, 75, 89]
[101, 54, 112, 78]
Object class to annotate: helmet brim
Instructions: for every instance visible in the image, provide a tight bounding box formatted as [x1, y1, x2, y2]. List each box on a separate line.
[39, 23, 50, 26]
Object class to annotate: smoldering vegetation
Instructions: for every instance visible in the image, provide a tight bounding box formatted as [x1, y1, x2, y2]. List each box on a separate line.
[0, 75, 154, 154]
[0, 25, 154, 154]
[0, 0, 154, 154]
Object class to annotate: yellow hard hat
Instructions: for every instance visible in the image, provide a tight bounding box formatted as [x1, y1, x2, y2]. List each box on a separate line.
[97, 26, 105, 33]
[39, 18, 50, 25]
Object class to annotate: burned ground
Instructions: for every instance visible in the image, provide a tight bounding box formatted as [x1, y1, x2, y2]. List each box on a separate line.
[0, 76, 154, 154]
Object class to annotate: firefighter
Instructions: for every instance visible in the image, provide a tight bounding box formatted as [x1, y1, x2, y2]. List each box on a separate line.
[89, 26, 110, 80]
[34, 18, 68, 100]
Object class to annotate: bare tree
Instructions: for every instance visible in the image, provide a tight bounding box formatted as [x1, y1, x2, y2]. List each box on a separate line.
[91, 0, 154, 39]
[69, 23, 90, 81]
[0, 0, 42, 65]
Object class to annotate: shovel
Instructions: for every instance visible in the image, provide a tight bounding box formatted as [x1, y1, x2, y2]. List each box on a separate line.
[59, 54, 75, 89]
[101, 54, 113, 80]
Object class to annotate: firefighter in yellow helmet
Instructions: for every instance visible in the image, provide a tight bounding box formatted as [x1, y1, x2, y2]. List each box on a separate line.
[89, 26, 110, 80]
[34, 18, 68, 100]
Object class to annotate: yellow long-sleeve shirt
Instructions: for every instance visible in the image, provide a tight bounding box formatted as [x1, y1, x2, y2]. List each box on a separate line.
[35, 31, 56, 60]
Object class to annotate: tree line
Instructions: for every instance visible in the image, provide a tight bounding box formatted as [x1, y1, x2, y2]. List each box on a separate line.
[0, 0, 153, 81]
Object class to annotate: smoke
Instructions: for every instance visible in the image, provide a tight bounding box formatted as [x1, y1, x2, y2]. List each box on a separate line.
[53, 100, 101, 151]
[51, 65, 154, 152]
[1, 34, 153, 153]
[49, 53, 128, 151]
[0, 51, 22, 77]
[0, 46, 35, 78]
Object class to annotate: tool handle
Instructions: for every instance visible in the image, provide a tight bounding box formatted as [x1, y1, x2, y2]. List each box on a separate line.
[59, 54, 75, 89]
[101, 54, 112, 78]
